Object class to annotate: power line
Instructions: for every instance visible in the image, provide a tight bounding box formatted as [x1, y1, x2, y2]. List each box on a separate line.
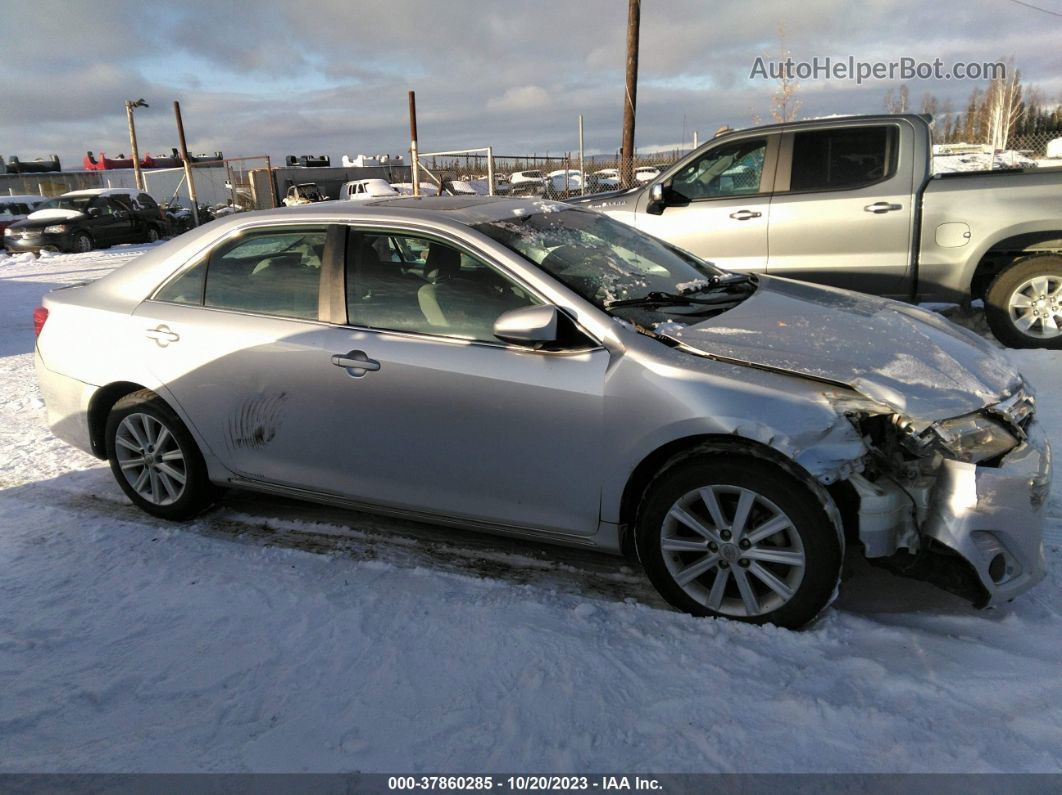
[1004, 0, 1062, 18]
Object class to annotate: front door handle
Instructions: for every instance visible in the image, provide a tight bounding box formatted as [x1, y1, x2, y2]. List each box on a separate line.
[331, 349, 381, 378]
[864, 202, 902, 214]
[728, 209, 762, 221]
[145, 325, 180, 347]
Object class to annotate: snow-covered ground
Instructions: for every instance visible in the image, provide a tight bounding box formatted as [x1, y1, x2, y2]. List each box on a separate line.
[1, 245, 1061, 773]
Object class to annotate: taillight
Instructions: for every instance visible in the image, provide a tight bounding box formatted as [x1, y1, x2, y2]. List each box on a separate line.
[33, 307, 48, 337]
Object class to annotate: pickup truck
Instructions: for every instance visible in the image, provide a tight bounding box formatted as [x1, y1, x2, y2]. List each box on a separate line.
[571, 114, 1062, 348]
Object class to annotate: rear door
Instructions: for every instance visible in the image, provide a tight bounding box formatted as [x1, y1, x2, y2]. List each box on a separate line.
[133, 224, 334, 485]
[632, 135, 778, 272]
[766, 123, 915, 296]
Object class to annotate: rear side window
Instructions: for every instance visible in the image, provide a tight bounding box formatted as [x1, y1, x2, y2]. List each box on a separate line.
[204, 228, 327, 320]
[789, 126, 894, 191]
[138, 193, 158, 209]
[154, 227, 326, 319]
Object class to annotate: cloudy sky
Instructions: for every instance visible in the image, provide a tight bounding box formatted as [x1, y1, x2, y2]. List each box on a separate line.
[3, 0, 1061, 169]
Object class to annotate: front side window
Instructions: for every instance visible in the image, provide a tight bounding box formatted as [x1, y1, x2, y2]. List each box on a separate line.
[200, 227, 326, 319]
[789, 126, 894, 191]
[670, 138, 767, 200]
[346, 231, 538, 342]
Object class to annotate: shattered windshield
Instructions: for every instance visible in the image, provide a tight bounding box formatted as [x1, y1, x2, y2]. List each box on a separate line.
[473, 208, 725, 307]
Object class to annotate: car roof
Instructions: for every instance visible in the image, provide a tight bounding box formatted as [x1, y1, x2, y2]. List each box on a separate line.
[229, 195, 577, 226]
[63, 188, 143, 198]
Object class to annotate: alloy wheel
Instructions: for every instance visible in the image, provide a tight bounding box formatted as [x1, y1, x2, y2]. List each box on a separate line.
[660, 484, 806, 617]
[114, 412, 187, 506]
[1008, 275, 1062, 339]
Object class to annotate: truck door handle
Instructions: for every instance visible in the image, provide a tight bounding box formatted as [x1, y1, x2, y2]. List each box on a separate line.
[145, 325, 180, 346]
[864, 202, 902, 214]
[331, 350, 381, 378]
[728, 209, 762, 221]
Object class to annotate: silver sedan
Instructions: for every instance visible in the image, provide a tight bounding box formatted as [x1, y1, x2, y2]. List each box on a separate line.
[34, 197, 1050, 628]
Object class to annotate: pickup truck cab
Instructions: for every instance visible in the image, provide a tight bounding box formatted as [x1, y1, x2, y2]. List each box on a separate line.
[573, 114, 1062, 348]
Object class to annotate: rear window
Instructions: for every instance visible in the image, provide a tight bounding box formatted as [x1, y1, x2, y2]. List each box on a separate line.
[789, 126, 895, 191]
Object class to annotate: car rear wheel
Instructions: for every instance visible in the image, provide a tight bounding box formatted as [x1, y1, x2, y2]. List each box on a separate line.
[105, 390, 217, 520]
[145, 226, 160, 243]
[985, 255, 1062, 349]
[73, 233, 92, 253]
[635, 456, 842, 629]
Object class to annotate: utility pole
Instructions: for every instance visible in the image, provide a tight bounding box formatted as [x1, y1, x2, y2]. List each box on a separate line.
[619, 0, 641, 188]
[408, 90, 420, 197]
[578, 114, 585, 195]
[125, 98, 148, 191]
[173, 101, 200, 226]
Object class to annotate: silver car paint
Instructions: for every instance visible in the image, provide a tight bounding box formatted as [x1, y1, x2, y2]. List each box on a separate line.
[34, 198, 1050, 606]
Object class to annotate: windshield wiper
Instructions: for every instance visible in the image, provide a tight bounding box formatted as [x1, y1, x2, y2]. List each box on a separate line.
[606, 275, 756, 309]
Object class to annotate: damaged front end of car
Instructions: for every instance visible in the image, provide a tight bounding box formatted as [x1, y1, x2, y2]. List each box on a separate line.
[832, 385, 1051, 607]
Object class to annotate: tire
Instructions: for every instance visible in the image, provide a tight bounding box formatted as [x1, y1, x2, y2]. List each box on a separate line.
[635, 456, 842, 629]
[72, 232, 93, 253]
[145, 225, 160, 243]
[105, 389, 217, 521]
[985, 255, 1062, 349]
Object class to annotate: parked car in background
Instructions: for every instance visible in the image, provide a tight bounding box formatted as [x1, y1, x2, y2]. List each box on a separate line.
[390, 182, 440, 197]
[33, 197, 1049, 628]
[4, 188, 166, 254]
[588, 168, 620, 192]
[282, 183, 327, 206]
[573, 113, 1062, 348]
[509, 170, 547, 196]
[634, 166, 661, 183]
[0, 195, 46, 235]
[341, 178, 401, 201]
[546, 169, 585, 197]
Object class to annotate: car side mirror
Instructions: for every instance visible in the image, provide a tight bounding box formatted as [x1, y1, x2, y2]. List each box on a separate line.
[647, 182, 666, 215]
[87, 207, 100, 218]
[494, 304, 560, 346]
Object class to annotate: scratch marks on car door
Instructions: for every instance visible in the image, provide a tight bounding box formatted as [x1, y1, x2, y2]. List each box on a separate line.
[227, 392, 288, 451]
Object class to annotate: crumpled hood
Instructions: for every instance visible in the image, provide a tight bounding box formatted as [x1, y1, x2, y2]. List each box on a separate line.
[27, 208, 84, 222]
[667, 276, 1022, 421]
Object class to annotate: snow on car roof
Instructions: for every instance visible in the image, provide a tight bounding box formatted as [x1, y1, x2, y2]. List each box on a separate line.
[63, 188, 143, 197]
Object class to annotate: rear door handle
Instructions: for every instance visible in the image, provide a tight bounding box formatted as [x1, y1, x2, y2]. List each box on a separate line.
[145, 325, 180, 346]
[864, 202, 902, 214]
[332, 349, 381, 378]
[728, 209, 762, 221]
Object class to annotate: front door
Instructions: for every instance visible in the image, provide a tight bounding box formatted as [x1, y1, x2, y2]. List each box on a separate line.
[632, 135, 777, 273]
[313, 228, 609, 536]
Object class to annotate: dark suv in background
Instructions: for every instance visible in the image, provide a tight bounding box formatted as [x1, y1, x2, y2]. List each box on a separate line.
[3, 188, 168, 254]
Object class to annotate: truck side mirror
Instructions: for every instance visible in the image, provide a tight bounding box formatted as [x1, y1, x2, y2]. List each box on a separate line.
[647, 182, 666, 215]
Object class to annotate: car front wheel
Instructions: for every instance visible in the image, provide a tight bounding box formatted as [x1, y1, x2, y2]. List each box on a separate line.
[145, 226, 160, 243]
[636, 456, 842, 629]
[72, 232, 93, 253]
[105, 390, 217, 520]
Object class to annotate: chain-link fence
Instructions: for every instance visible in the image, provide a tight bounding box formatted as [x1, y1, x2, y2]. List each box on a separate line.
[421, 149, 694, 199]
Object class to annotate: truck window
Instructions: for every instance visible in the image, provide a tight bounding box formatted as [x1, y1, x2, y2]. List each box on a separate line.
[790, 126, 894, 191]
[670, 139, 767, 200]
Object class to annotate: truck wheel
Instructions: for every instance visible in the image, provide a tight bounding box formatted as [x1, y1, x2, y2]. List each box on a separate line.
[635, 456, 842, 629]
[985, 255, 1062, 349]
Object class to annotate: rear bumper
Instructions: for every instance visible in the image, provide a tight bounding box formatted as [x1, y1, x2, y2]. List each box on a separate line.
[923, 420, 1051, 605]
[34, 350, 99, 457]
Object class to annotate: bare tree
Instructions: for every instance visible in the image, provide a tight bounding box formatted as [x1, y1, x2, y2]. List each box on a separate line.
[984, 57, 1023, 150]
[769, 25, 801, 123]
[884, 83, 910, 114]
